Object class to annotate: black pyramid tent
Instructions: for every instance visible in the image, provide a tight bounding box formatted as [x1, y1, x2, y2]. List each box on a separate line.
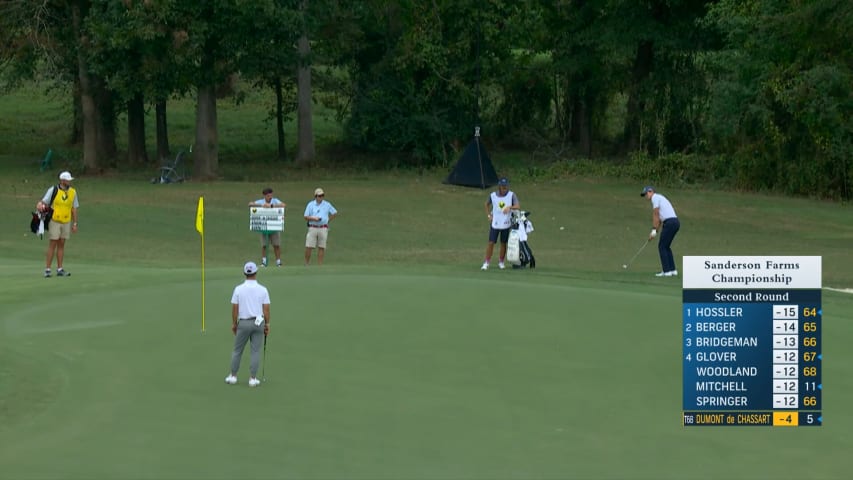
[444, 135, 499, 189]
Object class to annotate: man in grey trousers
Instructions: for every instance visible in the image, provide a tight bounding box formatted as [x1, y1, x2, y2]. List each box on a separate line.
[225, 261, 271, 387]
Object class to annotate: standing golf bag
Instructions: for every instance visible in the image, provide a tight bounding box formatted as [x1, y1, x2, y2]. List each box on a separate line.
[508, 210, 535, 269]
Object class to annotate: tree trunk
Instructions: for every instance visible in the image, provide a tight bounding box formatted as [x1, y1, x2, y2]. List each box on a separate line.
[274, 77, 286, 161]
[72, 1, 100, 172]
[127, 92, 148, 165]
[553, 74, 565, 137]
[623, 40, 654, 152]
[194, 85, 219, 179]
[70, 80, 82, 145]
[570, 94, 592, 158]
[94, 77, 117, 168]
[295, 0, 315, 166]
[155, 98, 170, 164]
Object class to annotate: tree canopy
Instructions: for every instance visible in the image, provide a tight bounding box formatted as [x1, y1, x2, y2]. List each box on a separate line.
[1, 0, 850, 198]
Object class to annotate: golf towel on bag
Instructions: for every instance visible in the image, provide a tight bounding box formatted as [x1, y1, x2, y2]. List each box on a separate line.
[30, 211, 46, 238]
[507, 229, 521, 265]
[523, 220, 535, 267]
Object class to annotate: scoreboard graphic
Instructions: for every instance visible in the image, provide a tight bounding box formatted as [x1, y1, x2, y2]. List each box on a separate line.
[249, 207, 285, 233]
[682, 256, 822, 427]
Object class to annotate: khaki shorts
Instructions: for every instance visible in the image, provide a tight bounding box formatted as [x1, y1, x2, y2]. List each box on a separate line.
[305, 227, 329, 248]
[259, 232, 281, 247]
[48, 221, 72, 240]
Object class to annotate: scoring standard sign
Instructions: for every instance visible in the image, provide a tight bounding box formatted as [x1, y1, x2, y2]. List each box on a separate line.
[682, 256, 822, 427]
[249, 207, 285, 233]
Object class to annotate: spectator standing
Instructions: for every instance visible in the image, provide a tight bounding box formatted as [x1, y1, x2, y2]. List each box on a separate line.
[303, 188, 338, 266]
[249, 187, 286, 267]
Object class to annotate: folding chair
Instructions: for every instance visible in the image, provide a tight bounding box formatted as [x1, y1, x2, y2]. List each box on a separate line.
[152, 150, 187, 184]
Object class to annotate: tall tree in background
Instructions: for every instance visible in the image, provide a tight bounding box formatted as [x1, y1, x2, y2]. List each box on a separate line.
[168, 0, 267, 179]
[295, 0, 315, 165]
[320, 0, 518, 166]
[611, 0, 712, 154]
[87, 0, 188, 166]
[72, 0, 117, 171]
[537, 0, 611, 157]
[240, 0, 300, 162]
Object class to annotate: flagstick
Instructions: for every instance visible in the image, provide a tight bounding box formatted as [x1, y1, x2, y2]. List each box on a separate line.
[196, 196, 206, 333]
[200, 232, 205, 332]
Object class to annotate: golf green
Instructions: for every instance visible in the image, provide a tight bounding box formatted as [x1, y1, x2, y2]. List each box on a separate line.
[2, 263, 851, 479]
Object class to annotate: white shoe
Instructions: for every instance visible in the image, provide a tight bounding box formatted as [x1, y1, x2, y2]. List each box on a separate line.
[481, 262, 489, 271]
[665, 270, 678, 277]
[499, 262, 506, 270]
[225, 374, 237, 385]
[655, 272, 666, 277]
[248, 377, 261, 387]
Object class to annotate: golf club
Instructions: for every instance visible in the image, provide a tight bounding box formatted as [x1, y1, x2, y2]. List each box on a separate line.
[623, 239, 650, 269]
[262, 334, 267, 382]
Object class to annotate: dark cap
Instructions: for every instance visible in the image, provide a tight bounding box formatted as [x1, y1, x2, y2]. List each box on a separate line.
[640, 186, 654, 197]
[498, 177, 509, 186]
[262, 187, 273, 194]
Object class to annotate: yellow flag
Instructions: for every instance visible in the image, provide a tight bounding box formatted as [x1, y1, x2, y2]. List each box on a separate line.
[195, 196, 204, 235]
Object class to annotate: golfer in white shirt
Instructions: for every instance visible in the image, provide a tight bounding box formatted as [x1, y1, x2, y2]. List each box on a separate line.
[641, 186, 681, 277]
[225, 261, 270, 387]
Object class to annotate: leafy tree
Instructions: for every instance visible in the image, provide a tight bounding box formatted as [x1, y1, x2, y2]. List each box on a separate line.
[164, 0, 275, 178]
[1, 0, 118, 169]
[320, 0, 519, 166]
[72, 0, 119, 170]
[238, 0, 300, 162]
[85, 0, 202, 167]
[705, 0, 853, 198]
[0, 0, 42, 88]
[602, 0, 713, 154]
[535, 0, 614, 157]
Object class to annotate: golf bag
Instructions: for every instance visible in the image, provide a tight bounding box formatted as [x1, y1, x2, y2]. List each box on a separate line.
[30, 212, 40, 233]
[30, 185, 58, 239]
[508, 210, 535, 269]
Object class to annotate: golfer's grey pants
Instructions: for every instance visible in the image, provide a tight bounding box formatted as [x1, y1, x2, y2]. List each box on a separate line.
[230, 319, 264, 377]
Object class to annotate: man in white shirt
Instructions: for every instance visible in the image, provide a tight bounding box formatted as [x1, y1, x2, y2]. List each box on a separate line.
[481, 177, 520, 270]
[225, 262, 271, 387]
[641, 186, 681, 277]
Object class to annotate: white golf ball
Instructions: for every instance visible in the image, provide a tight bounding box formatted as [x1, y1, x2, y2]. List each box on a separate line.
[622, 264, 628, 269]
[559, 226, 565, 230]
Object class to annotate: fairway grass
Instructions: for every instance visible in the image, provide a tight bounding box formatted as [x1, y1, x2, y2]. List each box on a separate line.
[2, 163, 853, 479]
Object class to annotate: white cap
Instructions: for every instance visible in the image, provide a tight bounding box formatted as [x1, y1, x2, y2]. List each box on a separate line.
[314, 188, 325, 196]
[59, 171, 74, 181]
[243, 261, 258, 275]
